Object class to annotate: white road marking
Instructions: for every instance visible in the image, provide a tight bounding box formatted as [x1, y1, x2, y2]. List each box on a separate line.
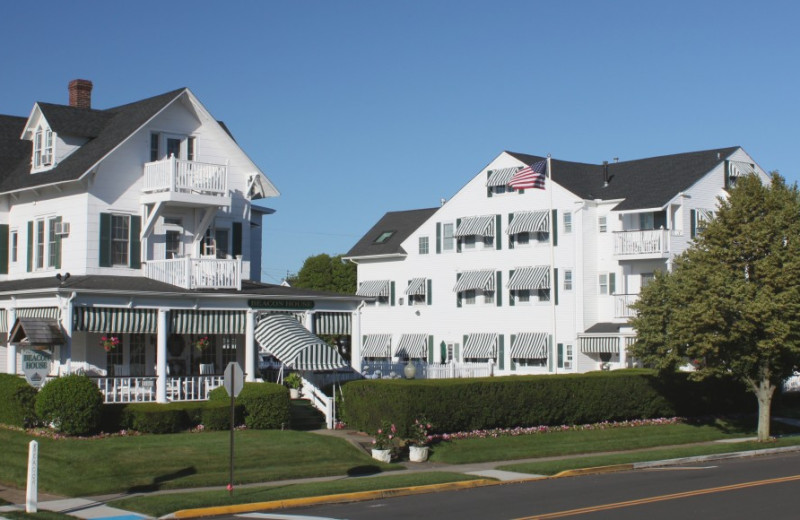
[237, 513, 345, 520]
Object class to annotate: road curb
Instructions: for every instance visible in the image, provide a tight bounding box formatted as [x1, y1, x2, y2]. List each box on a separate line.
[553, 464, 634, 478]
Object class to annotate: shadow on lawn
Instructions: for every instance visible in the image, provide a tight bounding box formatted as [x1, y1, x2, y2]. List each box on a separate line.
[346, 465, 383, 477]
[127, 466, 197, 493]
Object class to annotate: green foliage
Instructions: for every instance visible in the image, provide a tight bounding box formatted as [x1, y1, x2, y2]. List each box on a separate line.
[209, 382, 290, 429]
[116, 401, 244, 433]
[339, 371, 750, 435]
[201, 400, 244, 431]
[0, 374, 38, 427]
[35, 375, 103, 435]
[288, 253, 356, 293]
[284, 372, 302, 389]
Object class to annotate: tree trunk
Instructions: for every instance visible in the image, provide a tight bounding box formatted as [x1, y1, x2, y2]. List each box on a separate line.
[752, 377, 776, 442]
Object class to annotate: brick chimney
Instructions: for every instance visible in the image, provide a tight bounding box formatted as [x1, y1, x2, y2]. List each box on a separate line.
[68, 79, 93, 109]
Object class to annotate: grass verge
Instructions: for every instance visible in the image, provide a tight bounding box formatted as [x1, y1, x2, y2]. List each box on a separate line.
[0, 512, 77, 520]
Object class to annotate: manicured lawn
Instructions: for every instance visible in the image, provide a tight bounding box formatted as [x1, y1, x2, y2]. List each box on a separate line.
[0, 512, 76, 520]
[0, 428, 394, 496]
[110, 472, 487, 517]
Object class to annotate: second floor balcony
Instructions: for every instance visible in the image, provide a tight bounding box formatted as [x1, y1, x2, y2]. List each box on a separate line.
[614, 293, 639, 318]
[141, 156, 230, 207]
[614, 228, 676, 258]
[144, 256, 242, 290]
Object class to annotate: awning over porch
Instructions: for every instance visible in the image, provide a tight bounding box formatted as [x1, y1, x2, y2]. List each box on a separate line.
[511, 332, 548, 359]
[395, 333, 427, 359]
[314, 312, 351, 335]
[579, 336, 620, 353]
[362, 334, 392, 358]
[463, 333, 498, 359]
[507, 210, 549, 235]
[17, 307, 61, 319]
[9, 318, 65, 346]
[254, 314, 347, 371]
[171, 310, 246, 334]
[74, 307, 158, 333]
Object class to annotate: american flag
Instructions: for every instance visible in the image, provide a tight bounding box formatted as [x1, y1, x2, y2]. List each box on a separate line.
[508, 159, 547, 190]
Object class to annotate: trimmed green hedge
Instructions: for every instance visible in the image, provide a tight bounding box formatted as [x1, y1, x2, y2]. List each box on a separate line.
[340, 370, 753, 436]
[0, 374, 38, 428]
[209, 382, 290, 429]
[35, 375, 103, 435]
[119, 401, 244, 433]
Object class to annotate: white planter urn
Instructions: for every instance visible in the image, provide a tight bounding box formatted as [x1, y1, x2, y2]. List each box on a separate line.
[371, 448, 392, 463]
[409, 445, 429, 462]
[289, 388, 300, 399]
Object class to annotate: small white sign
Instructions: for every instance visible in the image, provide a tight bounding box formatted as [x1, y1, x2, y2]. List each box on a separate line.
[21, 349, 52, 388]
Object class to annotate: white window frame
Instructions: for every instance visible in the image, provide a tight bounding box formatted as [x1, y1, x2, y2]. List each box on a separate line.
[564, 212, 572, 233]
[598, 216, 607, 233]
[10, 229, 17, 263]
[418, 236, 429, 255]
[32, 127, 54, 171]
[32, 217, 59, 270]
[599, 273, 609, 295]
[564, 344, 573, 369]
[442, 223, 455, 252]
[111, 214, 131, 267]
[564, 269, 573, 291]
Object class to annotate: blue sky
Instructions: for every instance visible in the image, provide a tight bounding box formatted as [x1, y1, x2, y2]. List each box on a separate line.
[2, 1, 798, 283]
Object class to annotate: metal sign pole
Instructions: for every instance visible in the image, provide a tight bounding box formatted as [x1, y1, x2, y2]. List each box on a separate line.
[229, 366, 235, 495]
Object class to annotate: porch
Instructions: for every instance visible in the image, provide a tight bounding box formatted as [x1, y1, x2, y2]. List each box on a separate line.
[614, 229, 673, 258]
[614, 293, 640, 318]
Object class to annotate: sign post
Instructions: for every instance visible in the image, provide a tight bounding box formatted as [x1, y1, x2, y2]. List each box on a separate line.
[26, 440, 38, 513]
[223, 362, 244, 495]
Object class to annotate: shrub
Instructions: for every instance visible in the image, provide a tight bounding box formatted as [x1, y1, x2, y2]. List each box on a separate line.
[210, 382, 290, 429]
[35, 375, 103, 435]
[0, 374, 39, 427]
[121, 403, 193, 434]
[201, 400, 244, 431]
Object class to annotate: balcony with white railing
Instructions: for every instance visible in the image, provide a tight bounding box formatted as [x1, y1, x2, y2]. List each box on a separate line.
[141, 156, 230, 207]
[614, 228, 670, 258]
[144, 256, 242, 290]
[615, 293, 640, 318]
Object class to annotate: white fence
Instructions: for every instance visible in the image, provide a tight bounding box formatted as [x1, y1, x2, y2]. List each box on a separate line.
[142, 156, 228, 196]
[93, 375, 223, 403]
[361, 361, 491, 379]
[144, 257, 242, 290]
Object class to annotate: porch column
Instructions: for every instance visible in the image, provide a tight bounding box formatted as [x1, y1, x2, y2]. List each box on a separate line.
[156, 308, 168, 403]
[6, 308, 15, 374]
[304, 310, 314, 333]
[350, 308, 362, 371]
[59, 295, 74, 375]
[619, 337, 627, 368]
[245, 309, 255, 382]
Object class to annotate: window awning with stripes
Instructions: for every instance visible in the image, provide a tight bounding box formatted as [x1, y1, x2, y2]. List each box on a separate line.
[507, 210, 549, 235]
[463, 333, 498, 359]
[362, 334, 392, 358]
[728, 160, 755, 177]
[405, 278, 427, 296]
[454, 215, 495, 237]
[17, 307, 60, 320]
[0, 309, 7, 333]
[255, 314, 347, 371]
[356, 280, 391, 297]
[314, 312, 351, 335]
[507, 266, 550, 290]
[171, 310, 246, 335]
[395, 333, 427, 359]
[485, 167, 521, 187]
[511, 332, 548, 359]
[453, 270, 494, 293]
[579, 336, 620, 353]
[74, 307, 158, 333]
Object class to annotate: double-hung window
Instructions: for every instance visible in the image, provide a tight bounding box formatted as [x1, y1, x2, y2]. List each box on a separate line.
[418, 236, 429, 255]
[112, 215, 130, 266]
[564, 212, 572, 233]
[442, 223, 455, 251]
[599, 273, 609, 295]
[564, 270, 573, 291]
[35, 220, 45, 269]
[598, 216, 607, 233]
[29, 218, 61, 271]
[11, 230, 18, 263]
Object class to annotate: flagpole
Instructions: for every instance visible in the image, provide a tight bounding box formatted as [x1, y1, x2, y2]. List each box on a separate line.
[548, 154, 557, 375]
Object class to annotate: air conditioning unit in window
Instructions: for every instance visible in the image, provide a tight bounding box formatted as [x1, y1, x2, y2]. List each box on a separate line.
[41, 154, 53, 166]
[54, 222, 70, 236]
[563, 361, 572, 370]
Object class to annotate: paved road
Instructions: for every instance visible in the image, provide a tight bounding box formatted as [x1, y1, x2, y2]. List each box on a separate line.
[232, 451, 800, 519]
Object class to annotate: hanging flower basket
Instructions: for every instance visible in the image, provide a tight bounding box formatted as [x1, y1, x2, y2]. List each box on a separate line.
[194, 336, 210, 351]
[100, 335, 120, 352]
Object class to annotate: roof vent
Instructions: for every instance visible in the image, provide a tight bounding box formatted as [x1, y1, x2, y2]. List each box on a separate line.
[68, 79, 93, 109]
[603, 161, 610, 188]
[440, 198, 446, 206]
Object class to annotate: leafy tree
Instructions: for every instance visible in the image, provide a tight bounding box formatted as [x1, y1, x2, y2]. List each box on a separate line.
[630, 173, 800, 441]
[288, 253, 356, 294]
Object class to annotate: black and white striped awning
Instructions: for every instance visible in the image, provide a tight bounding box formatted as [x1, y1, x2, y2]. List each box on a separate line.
[463, 333, 498, 359]
[486, 167, 521, 187]
[255, 314, 347, 371]
[511, 332, 548, 359]
[579, 336, 620, 353]
[356, 280, 391, 297]
[16, 307, 60, 320]
[362, 334, 392, 358]
[314, 312, 351, 335]
[507, 266, 550, 290]
[171, 310, 246, 335]
[74, 307, 158, 333]
[453, 270, 495, 293]
[405, 278, 427, 296]
[728, 160, 755, 177]
[455, 215, 495, 237]
[0, 309, 7, 333]
[507, 210, 550, 235]
[395, 333, 427, 359]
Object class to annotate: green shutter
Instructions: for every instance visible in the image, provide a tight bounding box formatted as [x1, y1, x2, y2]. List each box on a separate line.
[509, 269, 515, 306]
[390, 281, 395, 306]
[609, 273, 616, 294]
[495, 214, 501, 250]
[99, 213, 111, 267]
[690, 209, 697, 239]
[456, 219, 462, 253]
[510, 334, 517, 371]
[553, 268, 559, 306]
[498, 334, 504, 370]
[456, 273, 462, 308]
[53, 217, 62, 270]
[508, 213, 514, 249]
[428, 336, 434, 362]
[407, 280, 412, 306]
[436, 223, 442, 254]
[0, 224, 8, 274]
[26, 221, 33, 272]
[558, 343, 564, 368]
[724, 160, 730, 190]
[427, 279, 432, 305]
[548, 335, 553, 372]
[487, 171, 493, 198]
[552, 209, 558, 246]
[129, 216, 141, 269]
[440, 340, 447, 362]
[496, 271, 502, 307]
[232, 222, 243, 257]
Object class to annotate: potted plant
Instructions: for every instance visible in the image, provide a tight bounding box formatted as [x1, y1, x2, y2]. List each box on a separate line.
[194, 336, 210, 352]
[285, 372, 303, 399]
[371, 420, 397, 463]
[100, 335, 120, 352]
[407, 416, 432, 462]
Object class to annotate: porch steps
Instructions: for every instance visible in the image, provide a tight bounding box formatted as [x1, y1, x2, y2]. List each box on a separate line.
[289, 399, 326, 430]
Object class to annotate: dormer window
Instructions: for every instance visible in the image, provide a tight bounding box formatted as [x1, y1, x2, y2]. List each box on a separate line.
[33, 127, 54, 170]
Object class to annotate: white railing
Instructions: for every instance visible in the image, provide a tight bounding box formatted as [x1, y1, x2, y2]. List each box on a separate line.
[142, 156, 228, 196]
[95, 377, 157, 403]
[144, 257, 242, 290]
[615, 293, 640, 318]
[300, 376, 335, 429]
[425, 362, 491, 379]
[614, 228, 669, 256]
[167, 375, 224, 401]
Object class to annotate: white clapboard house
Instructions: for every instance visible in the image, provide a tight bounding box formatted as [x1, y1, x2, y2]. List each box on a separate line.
[0, 80, 360, 412]
[345, 147, 768, 377]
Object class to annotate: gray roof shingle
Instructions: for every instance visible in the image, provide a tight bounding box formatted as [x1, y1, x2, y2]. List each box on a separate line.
[345, 207, 438, 258]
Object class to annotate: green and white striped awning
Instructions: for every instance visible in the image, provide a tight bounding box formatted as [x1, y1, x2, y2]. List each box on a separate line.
[507, 266, 550, 290]
[395, 333, 427, 359]
[314, 312, 351, 335]
[0, 309, 7, 333]
[507, 211, 549, 235]
[362, 334, 392, 358]
[728, 160, 755, 177]
[356, 280, 391, 297]
[255, 314, 347, 371]
[453, 270, 494, 293]
[486, 167, 521, 187]
[511, 332, 548, 359]
[579, 336, 620, 353]
[171, 310, 246, 335]
[463, 333, 498, 359]
[405, 278, 427, 296]
[455, 215, 495, 237]
[74, 307, 158, 333]
[16, 307, 60, 320]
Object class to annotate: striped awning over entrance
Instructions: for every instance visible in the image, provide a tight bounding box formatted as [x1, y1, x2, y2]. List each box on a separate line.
[507, 266, 550, 290]
[579, 336, 620, 353]
[0, 309, 7, 333]
[255, 314, 347, 371]
[395, 333, 427, 359]
[16, 307, 60, 320]
[454, 215, 495, 237]
[405, 278, 427, 296]
[507, 210, 549, 235]
[356, 280, 391, 297]
[453, 270, 494, 293]
[362, 334, 392, 358]
[486, 167, 521, 187]
[511, 332, 548, 359]
[463, 333, 498, 359]
[171, 310, 246, 335]
[74, 307, 158, 333]
[314, 312, 351, 335]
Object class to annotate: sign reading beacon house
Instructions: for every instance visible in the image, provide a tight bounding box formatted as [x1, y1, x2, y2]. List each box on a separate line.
[248, 299, 315, 310]
[21, 350, 52, 388]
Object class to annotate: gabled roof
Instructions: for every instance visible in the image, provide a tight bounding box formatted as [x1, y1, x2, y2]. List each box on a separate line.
[0, 115, 29, 174]
[506, 146, 739, 211]
[345, 207, 438, 258]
